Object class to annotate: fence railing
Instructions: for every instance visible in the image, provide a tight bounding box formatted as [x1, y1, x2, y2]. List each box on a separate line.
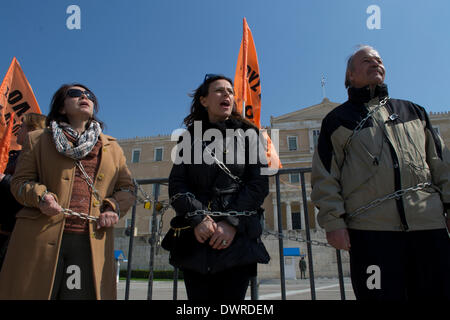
[124, 168, 346, 300]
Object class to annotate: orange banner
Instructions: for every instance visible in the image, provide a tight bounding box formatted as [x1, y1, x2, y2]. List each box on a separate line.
[0, 112, 14, 172]
[0, 57, 41, 150]
[234, 18, 261, 129]
[234, 18, 281, 170]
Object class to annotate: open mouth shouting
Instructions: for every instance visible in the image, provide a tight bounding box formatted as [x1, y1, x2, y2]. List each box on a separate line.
[220, 100, 231, 108]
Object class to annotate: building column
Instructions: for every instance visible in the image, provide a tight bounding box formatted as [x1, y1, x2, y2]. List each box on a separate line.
[300, 201, 306, 230]
[285, 201, 292, 231]
[273, 203, 278, 231]
[314, 207, 319, 229]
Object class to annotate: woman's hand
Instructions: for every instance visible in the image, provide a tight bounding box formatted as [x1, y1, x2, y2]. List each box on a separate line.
[97, 211, 119, 229]
[209, 221, 236, 250]
[38, 193, 62, 216]
[194, 215, 217, 243]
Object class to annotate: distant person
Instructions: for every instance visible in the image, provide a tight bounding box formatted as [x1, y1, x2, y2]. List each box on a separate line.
[311, 45, 450, 300]
[0, 113, 47, 270]
[167, 74, 270, 300]
[299, 256, 307, 279]
[0, 83, 135, 299]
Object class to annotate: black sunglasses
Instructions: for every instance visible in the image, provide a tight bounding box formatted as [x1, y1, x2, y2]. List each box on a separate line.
[67, 88, 95, 102]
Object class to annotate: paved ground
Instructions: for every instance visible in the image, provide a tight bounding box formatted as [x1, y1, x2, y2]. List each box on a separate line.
[117, 277, 356, 300]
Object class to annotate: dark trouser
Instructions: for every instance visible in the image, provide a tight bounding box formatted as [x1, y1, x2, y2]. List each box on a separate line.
[0, 233, 10, 271]
[51, 233, 96, 300]
[183, 264, 255, 301]
[348, 228, 450, 300]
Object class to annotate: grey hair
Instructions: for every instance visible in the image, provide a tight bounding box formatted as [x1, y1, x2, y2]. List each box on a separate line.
[345, 45, 377, 88]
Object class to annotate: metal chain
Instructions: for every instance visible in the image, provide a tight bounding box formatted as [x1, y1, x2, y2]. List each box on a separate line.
[348, 182, 433, 218]
[134, 179, 152, 204]
[343, 96, 389, 153]
[75, 161, 101, 201]
[61, 208, 98, 222]
[202, 141, 243, 184]
[263, 229, 332, 248]
[155, 202, 171, 255]
[170, 194, 258, 216]
[62, 161, 101, 222]
[169, 192, 195, 205]
[186, 209, 257, 217]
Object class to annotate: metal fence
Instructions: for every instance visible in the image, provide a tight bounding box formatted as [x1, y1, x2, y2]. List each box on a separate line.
[123, 168, 346, 300]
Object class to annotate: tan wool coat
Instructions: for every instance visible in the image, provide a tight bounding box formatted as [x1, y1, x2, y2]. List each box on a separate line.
[0, 128, 135, 300]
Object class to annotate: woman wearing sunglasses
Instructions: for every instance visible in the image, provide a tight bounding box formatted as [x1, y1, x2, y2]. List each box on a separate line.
[167, 74, 270, 300]
[0, 84, 135, 300]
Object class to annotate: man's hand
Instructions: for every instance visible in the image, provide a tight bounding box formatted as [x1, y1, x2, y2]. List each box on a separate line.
[97, 211, 119, 229]
[38, 194, 62, 216]
[326, 228, 351, 251]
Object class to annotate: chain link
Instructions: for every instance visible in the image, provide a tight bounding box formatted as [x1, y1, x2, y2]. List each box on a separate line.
[186, 209, 257, 217]
[169, 192, 195, 205]
[154, 203, 171, 255]
[349, 182, 433, 218]
[61, 208, 98, 222]
[343, 96, 389, 154]
[134, 180, 153, 204]
[263, 229, 332, 248]
[75, 161, 101, 202]
[201, 141, 243, 184]
[170, 193, 258, 217]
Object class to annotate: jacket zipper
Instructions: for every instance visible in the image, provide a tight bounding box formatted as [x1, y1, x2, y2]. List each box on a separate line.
[385, 138, 409, 231]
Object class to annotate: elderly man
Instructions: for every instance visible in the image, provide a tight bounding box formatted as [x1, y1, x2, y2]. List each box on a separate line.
[311, 45, 450, 300]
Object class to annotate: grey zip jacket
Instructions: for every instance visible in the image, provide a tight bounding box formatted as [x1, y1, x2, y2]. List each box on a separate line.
[311, 84, 450, 232]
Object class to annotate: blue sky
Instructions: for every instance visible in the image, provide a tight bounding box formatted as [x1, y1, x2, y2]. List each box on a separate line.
[1, 0, 449, 139]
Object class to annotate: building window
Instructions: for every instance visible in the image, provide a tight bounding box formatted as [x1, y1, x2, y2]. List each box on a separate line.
[131, 149, 141, 163]
[312, 129, 320, 148]
[287, 136, 298, 151]
[154, 147, 163, 161]
[292, 211, 302, 230]
[290, 173, 300, 183]
[125, 218, 132, 228]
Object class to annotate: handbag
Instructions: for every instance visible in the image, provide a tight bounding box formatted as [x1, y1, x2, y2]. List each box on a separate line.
[161, 215, 209, 273]
[161, 214, 270, 274]
[161, 215, 193, 251]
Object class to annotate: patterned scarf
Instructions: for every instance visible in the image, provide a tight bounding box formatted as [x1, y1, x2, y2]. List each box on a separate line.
[50, 120, 102, 160]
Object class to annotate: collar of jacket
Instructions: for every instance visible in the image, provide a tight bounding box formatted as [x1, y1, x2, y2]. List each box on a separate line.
[347, 83, 389, 105]
[99, 133, 115, 147]
[188, 117, 250, 135]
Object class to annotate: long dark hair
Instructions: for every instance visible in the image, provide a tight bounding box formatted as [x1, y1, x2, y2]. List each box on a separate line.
[46, 83, 104, 129]
[183, 74, 255, 129]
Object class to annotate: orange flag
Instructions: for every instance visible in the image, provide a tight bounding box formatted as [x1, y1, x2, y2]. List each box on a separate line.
[234, 18, 261, 128]
[234, 18, 282, 170]
[0, 112, 15, 173]
[0, 57, 41, 150]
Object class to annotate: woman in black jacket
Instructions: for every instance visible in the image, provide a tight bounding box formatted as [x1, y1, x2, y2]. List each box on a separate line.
[168, 74, 270, 300]
[0, 113, 46, 270]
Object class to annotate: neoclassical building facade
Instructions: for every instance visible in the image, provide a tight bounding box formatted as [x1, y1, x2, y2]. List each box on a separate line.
[116, 98, 450, 237]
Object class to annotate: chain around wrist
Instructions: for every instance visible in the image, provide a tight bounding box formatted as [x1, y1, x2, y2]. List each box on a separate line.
[39, 190, 50, 204]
